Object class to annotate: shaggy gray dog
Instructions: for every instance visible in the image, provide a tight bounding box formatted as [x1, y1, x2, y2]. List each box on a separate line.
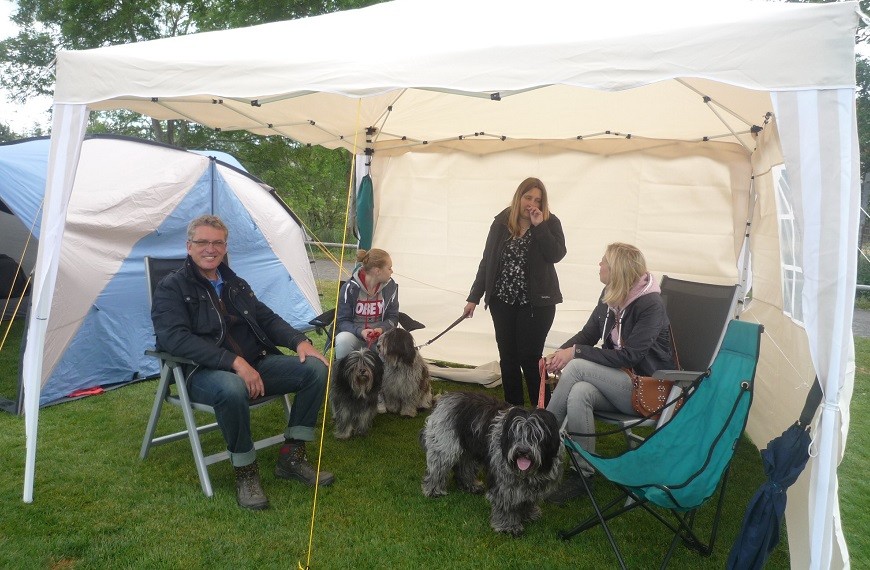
[377, 328, 433, 417]
[330, 349, 383, 439]
[420, 392, 563, 536]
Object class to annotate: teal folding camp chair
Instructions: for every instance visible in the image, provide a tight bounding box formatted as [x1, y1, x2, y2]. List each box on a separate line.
[560, 320, 762, 569]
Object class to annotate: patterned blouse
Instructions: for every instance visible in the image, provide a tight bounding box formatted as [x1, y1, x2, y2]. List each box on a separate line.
[494, 231, 531, 305]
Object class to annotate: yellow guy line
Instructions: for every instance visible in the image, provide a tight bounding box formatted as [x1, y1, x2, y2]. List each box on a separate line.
[301, 97, 362, 570]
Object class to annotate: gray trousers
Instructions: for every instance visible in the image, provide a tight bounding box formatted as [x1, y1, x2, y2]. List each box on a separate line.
[545, 358, 632, 475]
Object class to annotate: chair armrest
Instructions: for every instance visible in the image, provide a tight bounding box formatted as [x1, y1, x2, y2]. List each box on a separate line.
[652, 369, 704, 387]
[145, 350, 197, 366]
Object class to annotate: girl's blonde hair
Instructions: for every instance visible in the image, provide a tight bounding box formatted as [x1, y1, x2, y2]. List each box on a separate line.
[357, 248, 391, 271]
[601, 243, 647, 307]
[507, 177, 551, 237]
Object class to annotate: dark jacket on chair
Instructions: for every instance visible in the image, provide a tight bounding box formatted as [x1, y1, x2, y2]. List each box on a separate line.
[151, 256, 309, 371]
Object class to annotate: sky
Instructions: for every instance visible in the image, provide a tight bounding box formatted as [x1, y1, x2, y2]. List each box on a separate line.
[0, 0, 52, 133]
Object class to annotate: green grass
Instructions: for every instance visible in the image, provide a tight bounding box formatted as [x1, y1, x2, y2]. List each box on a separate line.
[0, 291, 865, 568]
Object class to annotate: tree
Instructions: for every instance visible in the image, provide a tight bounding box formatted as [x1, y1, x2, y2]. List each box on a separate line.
[0, 122, 20, 143]
[0, 0, 381, 146]
[0, 0, 382, 242]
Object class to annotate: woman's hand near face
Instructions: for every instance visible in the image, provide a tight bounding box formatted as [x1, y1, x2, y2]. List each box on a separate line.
[527, 206, 544, 226]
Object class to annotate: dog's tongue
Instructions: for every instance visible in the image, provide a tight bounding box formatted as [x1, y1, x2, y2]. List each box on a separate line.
[516, 457, 532, 471]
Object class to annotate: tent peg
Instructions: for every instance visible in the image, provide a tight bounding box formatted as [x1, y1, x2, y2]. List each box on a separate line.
[490, 92, 501, 101]
[251, 100, 261, 107]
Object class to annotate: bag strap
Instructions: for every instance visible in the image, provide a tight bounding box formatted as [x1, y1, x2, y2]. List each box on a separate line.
[668, 323, 680, 370]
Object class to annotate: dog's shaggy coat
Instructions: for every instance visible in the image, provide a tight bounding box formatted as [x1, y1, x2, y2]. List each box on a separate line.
[420, 392, 563, 536]
[330, 348, 383, 439]
[377, 328, 433, 417]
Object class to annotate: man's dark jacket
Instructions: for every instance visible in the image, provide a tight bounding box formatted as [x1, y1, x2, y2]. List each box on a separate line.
[151, 257, 309, 371]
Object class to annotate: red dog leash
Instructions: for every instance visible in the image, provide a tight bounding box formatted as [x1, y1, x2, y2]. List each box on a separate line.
[537, 357, 547, 409]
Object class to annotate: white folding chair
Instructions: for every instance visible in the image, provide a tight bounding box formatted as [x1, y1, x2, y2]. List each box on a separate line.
[139, 256, 291, 497]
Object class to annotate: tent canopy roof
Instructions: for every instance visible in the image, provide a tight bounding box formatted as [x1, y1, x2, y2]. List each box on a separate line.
[52, 0, 859, 152]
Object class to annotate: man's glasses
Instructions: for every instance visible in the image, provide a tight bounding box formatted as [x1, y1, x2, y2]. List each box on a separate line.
[189, 239, 227, 249]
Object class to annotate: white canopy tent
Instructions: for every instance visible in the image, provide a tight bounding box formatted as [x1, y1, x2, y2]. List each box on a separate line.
[29, 0, 859, 567]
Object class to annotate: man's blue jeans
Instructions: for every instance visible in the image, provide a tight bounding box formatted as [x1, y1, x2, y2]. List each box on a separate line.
[187, 354, 328, 467]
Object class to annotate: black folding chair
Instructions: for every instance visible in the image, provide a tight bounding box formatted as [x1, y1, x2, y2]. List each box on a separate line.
[594, 276, 739, 447]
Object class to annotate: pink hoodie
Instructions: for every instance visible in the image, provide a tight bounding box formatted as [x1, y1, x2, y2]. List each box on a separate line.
[608, 272, 660, 349]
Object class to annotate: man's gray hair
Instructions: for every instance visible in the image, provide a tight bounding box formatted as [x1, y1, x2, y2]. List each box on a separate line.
[187, 215, 228, 241]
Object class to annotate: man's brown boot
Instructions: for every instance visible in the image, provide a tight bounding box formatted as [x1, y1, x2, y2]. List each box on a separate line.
[234, 461, 270, 510]
[275, 442, 335, 487]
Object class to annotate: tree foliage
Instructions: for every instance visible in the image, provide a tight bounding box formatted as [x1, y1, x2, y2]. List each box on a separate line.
[1, 0, 380, 240]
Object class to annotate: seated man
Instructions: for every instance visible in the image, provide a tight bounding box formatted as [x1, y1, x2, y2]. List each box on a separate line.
[151, 214, 334, 510]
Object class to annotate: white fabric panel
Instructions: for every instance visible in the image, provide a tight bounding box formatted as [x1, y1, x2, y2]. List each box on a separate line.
[54, 0, 856, 102]
[49, 1, 858, 152]
[371, 143, 748, 365]
[221, 165, 320, 311]
[41, 140, 208, 385]
[772, 89, 856, 570]
[23, 103, 89, 503]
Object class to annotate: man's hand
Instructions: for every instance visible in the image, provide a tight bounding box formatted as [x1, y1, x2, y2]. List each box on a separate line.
[233, 356, 265, 399]
[546, 346, 575, 373]
[297, 341, 329, 365]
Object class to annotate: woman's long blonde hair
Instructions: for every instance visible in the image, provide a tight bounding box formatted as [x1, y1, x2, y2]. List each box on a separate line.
[507, 177, 551, 237]
[601, 243, 647, 307]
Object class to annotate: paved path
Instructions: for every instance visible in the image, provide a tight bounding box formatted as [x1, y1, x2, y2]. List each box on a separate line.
[310, 259, 355, 282]
[853, 309, 870, 338]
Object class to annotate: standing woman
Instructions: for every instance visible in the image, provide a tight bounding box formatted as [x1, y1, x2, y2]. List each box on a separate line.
[334, 248, 399, 360]
[463, 177, 567, 406]
[544, 243, 674, 503]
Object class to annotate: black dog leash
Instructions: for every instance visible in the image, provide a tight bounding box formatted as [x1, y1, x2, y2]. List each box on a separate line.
[415, 314, 467, 349]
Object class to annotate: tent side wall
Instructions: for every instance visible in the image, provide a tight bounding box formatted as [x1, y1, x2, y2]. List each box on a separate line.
[370, 141, 751, 366]
[5, 137, 321, 406]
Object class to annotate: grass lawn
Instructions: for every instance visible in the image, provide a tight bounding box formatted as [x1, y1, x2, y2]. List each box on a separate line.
[0, 288, 865, 569]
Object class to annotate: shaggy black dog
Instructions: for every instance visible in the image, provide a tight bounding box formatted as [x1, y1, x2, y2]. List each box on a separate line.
[377, 328, 433, 417]
[420, 392, 563, 536]
[330, 349, 383, 439]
